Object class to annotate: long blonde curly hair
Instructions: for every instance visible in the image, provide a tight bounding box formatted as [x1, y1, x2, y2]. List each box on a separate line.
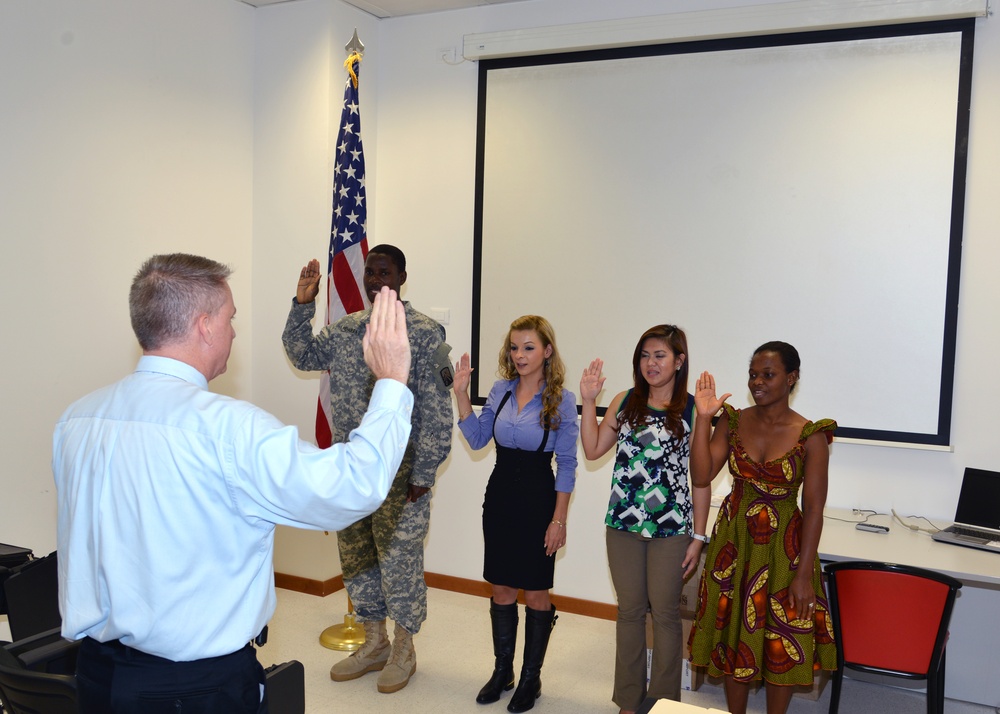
[497, 315, 566, 431]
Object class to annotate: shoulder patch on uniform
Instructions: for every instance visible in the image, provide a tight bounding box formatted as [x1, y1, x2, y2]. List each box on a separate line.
[433, 342, 454, 391]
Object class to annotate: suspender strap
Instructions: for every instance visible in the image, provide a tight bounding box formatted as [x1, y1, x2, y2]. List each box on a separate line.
[492, 389, 550, 452]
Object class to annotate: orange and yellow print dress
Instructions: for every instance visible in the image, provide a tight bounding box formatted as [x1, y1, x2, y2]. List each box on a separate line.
[688, 404, 837, 686]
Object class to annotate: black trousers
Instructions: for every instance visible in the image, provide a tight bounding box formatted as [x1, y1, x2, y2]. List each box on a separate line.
[77, 638, 268, 714]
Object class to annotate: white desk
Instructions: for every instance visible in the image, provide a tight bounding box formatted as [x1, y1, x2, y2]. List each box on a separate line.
[818, 509, 999, 707]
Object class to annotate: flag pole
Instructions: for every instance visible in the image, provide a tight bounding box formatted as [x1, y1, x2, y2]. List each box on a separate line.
[320, 589, 366, 651]
[318, 28, 368, 653]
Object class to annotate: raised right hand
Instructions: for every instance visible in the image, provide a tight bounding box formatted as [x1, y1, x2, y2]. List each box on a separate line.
[362, 287, 410, 385]
[695, 371, 731, 416]
[296, 259, 322, 304]
[580, 358, 606, 402]
[453, 352, 473, 395]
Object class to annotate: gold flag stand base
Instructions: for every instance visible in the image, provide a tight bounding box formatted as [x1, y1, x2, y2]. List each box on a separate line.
[320, 611, 365, 651]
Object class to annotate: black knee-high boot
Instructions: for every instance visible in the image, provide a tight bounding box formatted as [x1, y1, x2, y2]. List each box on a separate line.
[506, 605, 557, 713]
[477, 600, 519, 704]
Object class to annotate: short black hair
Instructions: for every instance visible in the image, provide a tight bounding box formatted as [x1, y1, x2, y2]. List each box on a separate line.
[752, 341, 801, 391]
[753, 341, 800, 373]
[368, 244, 405, 273]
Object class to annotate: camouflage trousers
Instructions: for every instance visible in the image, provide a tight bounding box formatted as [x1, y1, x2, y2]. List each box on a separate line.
[337, 478, 431, 635]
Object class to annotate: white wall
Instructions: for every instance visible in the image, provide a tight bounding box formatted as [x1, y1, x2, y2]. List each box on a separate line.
[0, 0, 255, 553]
[250, 0, 380, 580]
[362, 0, 1000, 604]
[252, 0, 1000, 604]
[3, 0, 998, 607]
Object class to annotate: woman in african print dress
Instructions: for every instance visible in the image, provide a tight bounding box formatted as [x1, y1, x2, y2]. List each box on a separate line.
[688, 342, 837, 714]
[580, 325, 712, 714]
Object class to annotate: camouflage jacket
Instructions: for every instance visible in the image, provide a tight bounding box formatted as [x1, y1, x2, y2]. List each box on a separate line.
[282, 299, 453, 489]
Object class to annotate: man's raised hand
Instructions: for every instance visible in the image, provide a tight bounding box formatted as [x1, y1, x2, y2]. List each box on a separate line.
[363, 286, 410, 384]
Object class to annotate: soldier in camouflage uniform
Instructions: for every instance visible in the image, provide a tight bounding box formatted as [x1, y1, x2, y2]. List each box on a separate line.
[282, 245, 453, 694]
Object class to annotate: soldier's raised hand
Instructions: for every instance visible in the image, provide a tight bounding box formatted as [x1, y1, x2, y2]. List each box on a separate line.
[296, 259, 322, 305]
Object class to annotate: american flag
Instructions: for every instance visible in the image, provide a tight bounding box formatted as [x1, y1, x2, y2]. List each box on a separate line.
[316, 52, 368, 448]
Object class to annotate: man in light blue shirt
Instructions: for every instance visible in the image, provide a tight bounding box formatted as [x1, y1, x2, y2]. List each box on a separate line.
[53, 253, 414, 713]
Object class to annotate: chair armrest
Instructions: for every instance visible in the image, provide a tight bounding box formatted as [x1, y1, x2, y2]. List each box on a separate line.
[4, 627, 66, 656]
[4, 627, 80, 673]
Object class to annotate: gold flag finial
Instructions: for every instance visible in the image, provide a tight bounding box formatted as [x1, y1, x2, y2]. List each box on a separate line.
[344, 30, 364, 88]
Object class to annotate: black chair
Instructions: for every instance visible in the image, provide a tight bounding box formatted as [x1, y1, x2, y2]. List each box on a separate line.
[2, 552, 60, 642]
[0, 626, 299, 714]
[825, 560, 962, 714]
[0, 545, 32, 573]
[0, 544, 33, 617]
[0, 628, 80, 713]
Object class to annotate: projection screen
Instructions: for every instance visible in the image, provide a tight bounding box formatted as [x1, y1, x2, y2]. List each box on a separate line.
[471, 20, 973, 447]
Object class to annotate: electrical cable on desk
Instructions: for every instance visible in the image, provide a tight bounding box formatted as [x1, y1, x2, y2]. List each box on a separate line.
[891, 508, 946, 535]
[825, 509, 886, 525]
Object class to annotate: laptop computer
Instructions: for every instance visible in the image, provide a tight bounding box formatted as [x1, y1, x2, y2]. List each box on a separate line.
[931, 467, 1000, 554]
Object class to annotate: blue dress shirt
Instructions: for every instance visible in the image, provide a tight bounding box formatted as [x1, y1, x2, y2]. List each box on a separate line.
[458, 378, 579, 493]
[53, 355, 412, 661]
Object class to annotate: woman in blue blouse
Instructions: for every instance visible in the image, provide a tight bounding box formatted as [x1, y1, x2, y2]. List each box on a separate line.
[454, 315, 579, 713]
[579, 325, 711, 714]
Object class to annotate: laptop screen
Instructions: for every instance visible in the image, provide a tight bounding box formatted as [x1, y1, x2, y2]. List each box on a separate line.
[955, 468, 1000, 530]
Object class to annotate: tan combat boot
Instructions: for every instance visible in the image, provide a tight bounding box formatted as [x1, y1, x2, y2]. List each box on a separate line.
[330, 619, 390, 681]
[376, 623, 417, 693]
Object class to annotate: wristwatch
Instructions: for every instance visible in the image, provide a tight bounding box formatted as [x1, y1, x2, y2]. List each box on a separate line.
[691, 533, 710, 544]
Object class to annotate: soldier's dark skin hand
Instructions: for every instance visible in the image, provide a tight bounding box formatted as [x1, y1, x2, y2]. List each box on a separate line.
[296, 259, 322, 304]
[407, 484, 429, 503]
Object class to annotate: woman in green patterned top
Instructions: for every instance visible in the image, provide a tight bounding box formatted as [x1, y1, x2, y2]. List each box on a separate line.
[688, 342, 837, 714]
[580, 325, 712, 714]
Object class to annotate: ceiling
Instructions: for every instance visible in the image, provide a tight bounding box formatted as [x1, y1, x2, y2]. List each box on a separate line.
[239, 0, 530, 19]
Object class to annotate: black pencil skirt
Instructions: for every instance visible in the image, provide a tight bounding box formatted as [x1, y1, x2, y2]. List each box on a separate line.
[482, 444, 557, 591]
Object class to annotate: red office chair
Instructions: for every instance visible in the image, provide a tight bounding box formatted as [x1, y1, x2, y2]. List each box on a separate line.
[825, 561, 962, 714]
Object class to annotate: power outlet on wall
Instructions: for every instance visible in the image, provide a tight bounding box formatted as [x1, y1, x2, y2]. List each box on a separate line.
[429, 307, 450, 325]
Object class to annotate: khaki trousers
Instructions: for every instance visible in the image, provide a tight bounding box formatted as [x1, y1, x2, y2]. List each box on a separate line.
[606, 527, 689, 710]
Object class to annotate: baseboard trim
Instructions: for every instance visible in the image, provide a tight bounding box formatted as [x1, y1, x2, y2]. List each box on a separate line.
[274, 571, 616, 621]
[274, 572, 343, 597]
[424, 573, 617, 620]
